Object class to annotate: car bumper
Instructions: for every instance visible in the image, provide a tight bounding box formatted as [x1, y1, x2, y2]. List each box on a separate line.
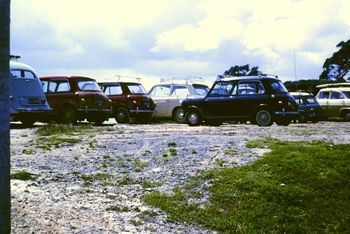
[129, 109, 157, 113]
[78, 108, 112, 113]
[275, 110, 299, 116]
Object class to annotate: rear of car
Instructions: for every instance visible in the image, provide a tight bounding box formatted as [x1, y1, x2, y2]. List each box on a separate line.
[40, 76, 111, 124]
[99, 82, 156, 123]
[9, 61, 52, 126]
[148, 83, 209, 123]
[290, 92, 324, 123]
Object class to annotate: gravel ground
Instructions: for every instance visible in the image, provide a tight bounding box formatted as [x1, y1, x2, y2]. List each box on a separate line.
[10, 121, 350, 233]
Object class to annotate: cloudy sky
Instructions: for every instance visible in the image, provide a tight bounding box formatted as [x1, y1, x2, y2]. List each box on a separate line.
[11, 0, 350, 88]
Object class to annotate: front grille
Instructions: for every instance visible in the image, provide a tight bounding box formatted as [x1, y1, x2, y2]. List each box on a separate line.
[28, 97, 45, 105]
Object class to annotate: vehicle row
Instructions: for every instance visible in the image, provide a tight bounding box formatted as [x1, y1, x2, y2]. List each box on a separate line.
[8, 62, 350, 127]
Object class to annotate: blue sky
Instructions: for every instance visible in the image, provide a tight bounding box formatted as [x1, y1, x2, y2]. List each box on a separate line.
[11, 0, 350, 88]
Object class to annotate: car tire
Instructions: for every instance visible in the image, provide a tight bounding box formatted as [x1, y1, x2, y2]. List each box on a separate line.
[254, 108, 273, 126]
[115, 107, 130, 123]
[173, 107, 186, 124]
[186, 109, 201, 126]
[20, 119, 36, 127]
[276, 119, 291, 126]
[61, 106, 77, 124]
[343, 112, 350, 121]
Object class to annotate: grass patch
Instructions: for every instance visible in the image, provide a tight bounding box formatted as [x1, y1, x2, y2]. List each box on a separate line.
[167, 142, 177, 147]
[141, 180, 163, 188]
[36, 123, 94, 136]
[11, 171, 38, 181]
[224, 149, 237, 156]
[81, 173, 113, 186]
[144, 139, 350, 233]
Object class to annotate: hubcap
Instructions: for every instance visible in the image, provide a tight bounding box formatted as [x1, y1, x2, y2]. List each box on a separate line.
[177, 110, 184, 120]
[256, 110, 271, 126]
[188, 112, 199, 125]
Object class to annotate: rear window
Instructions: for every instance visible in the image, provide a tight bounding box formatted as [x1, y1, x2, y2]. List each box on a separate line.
[77, 80, 100, 91]
[11, 69, 36, 79]
[192, 84, 209, 95]
[127, 84, 146, 94]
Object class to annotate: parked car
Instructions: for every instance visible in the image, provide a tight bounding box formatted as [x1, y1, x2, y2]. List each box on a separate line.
[9, 61, 52, 126]
[40, 75, 112, 124]
[99, 81, 156, 123]
[148, 82, 209, 123]
[315, 83, 350, 121]
[182, 75, 299, 126]
[290, 92, 323, 123]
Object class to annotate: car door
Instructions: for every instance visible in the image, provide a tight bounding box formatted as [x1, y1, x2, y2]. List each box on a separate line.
[226, 81, 267, 117]
[43, 78, 74, 113]
[148, 85, 171, 117]
[202, 81, 234, 118]
[328, 91, 345, 117]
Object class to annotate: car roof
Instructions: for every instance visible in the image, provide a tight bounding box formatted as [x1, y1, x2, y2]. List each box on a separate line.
[289, 92, 313, 96]
[99, 81, 141, 85]
[10, 61, 36, 73]
[40, 75, 95, 80]
[316, 83, 350, 89]
[318, 87, 350, 92]
[216, 75, 280, 82]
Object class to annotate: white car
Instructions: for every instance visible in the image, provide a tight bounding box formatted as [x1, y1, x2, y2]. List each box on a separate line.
[148, 83, 209, 123]
[315, 83, 350, 120]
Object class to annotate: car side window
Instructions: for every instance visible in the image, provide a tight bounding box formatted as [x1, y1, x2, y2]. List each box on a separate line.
[171, 86, 189, 96]
[41, 80, 49, 92]
[318, 91, 330, 99]
[331, 91, 344, 99]
[149, 85, 171, 97]
[237, 82, 265, 95]
[106, 85, 122, 95]
[47, 79, 71, 93]
[209, 81, 233, 97]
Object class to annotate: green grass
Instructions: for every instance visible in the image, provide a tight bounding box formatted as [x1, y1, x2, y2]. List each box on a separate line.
[36, 123, 94, 136]
[144, 139, 350, 233]
[11, 171, 38, 181]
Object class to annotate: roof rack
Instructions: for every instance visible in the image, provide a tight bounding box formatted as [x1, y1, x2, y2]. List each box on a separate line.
[316, 83, 350, 89]
[115, 74, 142, 83]
[10, 55, 21, 61]
[216, 73, 278, 80]
[159, 76, 204, 84]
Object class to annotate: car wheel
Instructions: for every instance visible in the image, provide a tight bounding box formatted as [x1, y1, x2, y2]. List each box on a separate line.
[186, 109, 201, 126]
[115, 107, 130, 123]
[61, 106, 77, 124]
[343, 112, 350, 121]
[173, 107, 186, 124]
[276, 119, 291, 126]
[254, 108, 273, 126]
[298, 115, 307, 123]
[20, 119, 36, 127]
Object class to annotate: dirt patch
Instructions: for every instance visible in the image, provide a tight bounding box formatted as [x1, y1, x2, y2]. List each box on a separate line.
[10, 121, 350, 233]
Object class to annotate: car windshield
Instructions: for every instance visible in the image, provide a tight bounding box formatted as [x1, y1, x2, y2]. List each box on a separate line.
[127, 84, 146, 94]
[270, 81, 288, 93]
[193, 84, 209, 95]
[77, 80, 100, 91]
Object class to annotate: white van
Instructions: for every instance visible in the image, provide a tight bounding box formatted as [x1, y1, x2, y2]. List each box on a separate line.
[9, 61, 52, 126]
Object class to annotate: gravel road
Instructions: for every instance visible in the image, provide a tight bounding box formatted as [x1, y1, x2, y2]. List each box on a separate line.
[10, 121, 350, 233]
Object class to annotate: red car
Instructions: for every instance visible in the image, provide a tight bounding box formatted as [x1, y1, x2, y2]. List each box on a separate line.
[40, 75, 112, 124]
[99, 82, 156, 123]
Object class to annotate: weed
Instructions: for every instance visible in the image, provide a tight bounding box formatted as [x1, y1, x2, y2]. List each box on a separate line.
[141, 180, 162, 188]
[36, 123, 93, 136]
[167, 142, 177, 147]
[11, 171, 38, 181]
[224, 149, 237, 156]
[169, 148, 177, 156]
[106, 205, 129, 212]
[22, 148, 37, 154]
[119, 176, 136, 185]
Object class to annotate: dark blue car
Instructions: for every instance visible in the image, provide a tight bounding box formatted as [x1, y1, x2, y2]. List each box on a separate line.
[290, 92, 323, 123]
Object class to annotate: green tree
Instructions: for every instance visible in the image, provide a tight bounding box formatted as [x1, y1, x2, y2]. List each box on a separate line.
[223, 64, 262, 77]
[0, 0, 11, 233]
[320, 39, 350, 81]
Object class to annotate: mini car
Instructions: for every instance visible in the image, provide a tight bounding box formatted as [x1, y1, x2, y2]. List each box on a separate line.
[148, 82, 209, 123]
[315, 83, 350, 121]
[182, 75, 299, 126]
[99, 81, 156, 123]
[9, 61, 52, 126]
[40, 75, 112, 124]
[290, 92, 323, 123]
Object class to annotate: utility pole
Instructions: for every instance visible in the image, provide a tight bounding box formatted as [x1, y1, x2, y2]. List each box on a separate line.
[0, 0, 11, 233]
